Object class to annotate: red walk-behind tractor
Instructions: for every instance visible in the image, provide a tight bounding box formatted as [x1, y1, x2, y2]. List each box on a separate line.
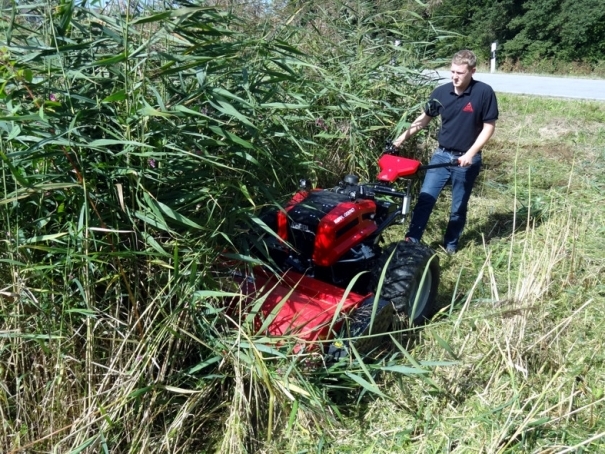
[239, 145, 458, 360]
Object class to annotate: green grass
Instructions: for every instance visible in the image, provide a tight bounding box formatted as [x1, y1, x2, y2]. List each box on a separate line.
[269, 95, 605, 453]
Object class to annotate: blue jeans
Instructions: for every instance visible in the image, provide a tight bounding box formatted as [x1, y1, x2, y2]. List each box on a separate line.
[406, 149, 482, 250]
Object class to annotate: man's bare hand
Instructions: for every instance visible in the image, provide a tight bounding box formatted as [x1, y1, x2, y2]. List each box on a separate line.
[457, 154, 473, 167]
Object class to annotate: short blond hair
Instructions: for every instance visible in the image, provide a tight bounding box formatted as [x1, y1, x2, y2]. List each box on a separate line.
[452, 50, 477, 69]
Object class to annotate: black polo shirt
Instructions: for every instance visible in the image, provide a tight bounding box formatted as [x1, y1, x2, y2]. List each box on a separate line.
[424, 79, 499, 154]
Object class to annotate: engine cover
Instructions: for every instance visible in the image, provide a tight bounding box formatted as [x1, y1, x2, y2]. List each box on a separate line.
[278, 190, 378, 267]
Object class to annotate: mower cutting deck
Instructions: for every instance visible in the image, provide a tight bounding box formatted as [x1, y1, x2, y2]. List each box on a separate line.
[240, 268, 364, 338]
[237, 267, 390, 348]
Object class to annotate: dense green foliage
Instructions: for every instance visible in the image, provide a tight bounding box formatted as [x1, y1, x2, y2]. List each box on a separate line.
[506, 0, 605, 63]
[0, 1, 442, 451]
[427, 0, 605, 69]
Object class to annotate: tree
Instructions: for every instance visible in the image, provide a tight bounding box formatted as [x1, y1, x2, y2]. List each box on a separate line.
[557, 0, 605, 62]
[426, 0, 605, 67]
[504, 0, 563, 61]
[428, 0, 523, 62]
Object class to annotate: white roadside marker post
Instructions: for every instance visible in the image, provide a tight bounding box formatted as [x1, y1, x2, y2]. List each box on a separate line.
[490, 42, 497, 73]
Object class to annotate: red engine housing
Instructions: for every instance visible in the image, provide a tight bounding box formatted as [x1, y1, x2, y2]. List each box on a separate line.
[272, 155, 422, 268]
[276, 190, 377, 267]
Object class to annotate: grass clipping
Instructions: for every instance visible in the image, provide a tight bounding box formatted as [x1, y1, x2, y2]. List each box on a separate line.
[254, 181, 604, 454]
[343, 197, 605, 453]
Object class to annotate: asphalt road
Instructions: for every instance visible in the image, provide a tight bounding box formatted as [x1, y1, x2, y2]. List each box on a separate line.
[432, 70, 605, 101]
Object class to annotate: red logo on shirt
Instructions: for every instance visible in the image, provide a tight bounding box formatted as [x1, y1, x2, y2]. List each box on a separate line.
[463, 102, 474, 113]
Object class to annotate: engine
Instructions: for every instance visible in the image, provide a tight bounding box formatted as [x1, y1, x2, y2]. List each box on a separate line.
[272, 187, 378, 269]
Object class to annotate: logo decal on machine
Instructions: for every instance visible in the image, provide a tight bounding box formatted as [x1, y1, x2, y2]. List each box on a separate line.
[334, 207, 356, 224]
[291, 222, 311, 232]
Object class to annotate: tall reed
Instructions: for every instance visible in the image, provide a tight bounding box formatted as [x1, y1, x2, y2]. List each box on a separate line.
[0, 1, 443, 451]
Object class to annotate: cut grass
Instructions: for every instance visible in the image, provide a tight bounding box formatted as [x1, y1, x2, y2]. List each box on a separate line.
[270, 94, 605, 452]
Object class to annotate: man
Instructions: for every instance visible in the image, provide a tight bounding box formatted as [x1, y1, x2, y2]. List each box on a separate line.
[393, 49, 499, 254]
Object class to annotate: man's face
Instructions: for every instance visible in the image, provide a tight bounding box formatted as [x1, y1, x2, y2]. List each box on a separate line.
[450, 63, 475, 91]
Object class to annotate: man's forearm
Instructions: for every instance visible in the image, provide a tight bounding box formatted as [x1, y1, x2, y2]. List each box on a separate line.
[466, 121, 496, 157]
[394, 113, 432, 147]
[456, 121, 496, 167]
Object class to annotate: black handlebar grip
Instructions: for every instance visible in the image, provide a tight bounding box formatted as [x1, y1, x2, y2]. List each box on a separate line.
[384, 139, 398, 154]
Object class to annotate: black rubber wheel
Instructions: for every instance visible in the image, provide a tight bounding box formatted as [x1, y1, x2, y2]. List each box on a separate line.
[371, 242, 440, 325]
[327, 296, 393, 361]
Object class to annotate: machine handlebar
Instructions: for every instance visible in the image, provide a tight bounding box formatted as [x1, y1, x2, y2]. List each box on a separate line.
[384, 140, 459, 170]
[420, 159, 459, 170]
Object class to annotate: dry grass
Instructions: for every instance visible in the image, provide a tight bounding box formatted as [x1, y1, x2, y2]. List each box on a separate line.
[272, 94, 605, 452]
